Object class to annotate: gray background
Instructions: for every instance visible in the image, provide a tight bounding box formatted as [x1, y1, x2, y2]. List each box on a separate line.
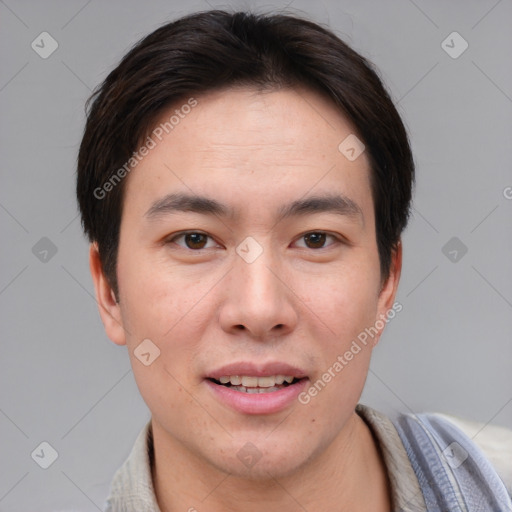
[1, 0, 511, 510]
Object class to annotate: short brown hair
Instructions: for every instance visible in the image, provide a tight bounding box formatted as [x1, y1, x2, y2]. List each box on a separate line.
[77, 9, 415, 299]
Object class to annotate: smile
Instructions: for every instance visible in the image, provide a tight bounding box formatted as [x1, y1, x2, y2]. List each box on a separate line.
[210, 375, 302, 393]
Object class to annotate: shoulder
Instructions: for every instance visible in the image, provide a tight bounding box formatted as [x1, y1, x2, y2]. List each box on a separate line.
[103, 419, 161, 511]
[433, 412, 512, 497]
[393, 409, 512, 510]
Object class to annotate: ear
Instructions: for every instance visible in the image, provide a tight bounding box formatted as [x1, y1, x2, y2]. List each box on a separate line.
[373, 241, 403, 346]
[89, 242, 127, 346]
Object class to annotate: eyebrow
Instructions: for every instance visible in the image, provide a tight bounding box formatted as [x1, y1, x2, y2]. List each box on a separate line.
[144, 192, 363, 223]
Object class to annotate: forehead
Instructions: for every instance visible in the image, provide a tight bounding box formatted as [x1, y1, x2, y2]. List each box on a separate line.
[159, 86, 361, 159]
[123, 86, 373, 220]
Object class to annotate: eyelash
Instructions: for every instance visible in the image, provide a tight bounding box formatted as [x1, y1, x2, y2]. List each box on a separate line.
[165, 230, 343, 251]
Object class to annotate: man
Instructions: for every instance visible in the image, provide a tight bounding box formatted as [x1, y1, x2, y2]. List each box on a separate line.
[76, 9, 511, 511]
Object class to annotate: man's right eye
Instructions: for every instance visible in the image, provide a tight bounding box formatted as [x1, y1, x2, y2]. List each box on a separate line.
[165, 231, 218, 250]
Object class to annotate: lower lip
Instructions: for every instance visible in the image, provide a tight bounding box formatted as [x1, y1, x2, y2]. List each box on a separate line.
[205, 379, 308, 415]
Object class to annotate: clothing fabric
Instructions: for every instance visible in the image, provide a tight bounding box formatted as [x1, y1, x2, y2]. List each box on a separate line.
[393, 410, 512, 512]
[103, 416, 160, 512]
[102, 404, 511, 511]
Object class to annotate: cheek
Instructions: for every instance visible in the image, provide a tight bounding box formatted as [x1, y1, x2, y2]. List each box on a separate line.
[299, 263, 379, 411]
[116, 250, 208, 405]
[117, 246, 207, 339]
[309, 262, 380, 343]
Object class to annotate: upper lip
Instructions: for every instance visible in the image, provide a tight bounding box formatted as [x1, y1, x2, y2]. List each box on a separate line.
[206, 361, 308, 380]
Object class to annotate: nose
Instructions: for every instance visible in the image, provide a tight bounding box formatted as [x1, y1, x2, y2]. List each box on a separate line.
[218, 245, 298, 340]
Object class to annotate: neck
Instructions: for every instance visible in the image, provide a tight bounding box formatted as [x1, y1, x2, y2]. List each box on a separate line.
[152, 411, 391, 512]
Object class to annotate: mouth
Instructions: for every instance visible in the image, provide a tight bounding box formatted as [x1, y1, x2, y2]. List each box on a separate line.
[207, 375, 306, 393]
[204, 363, 309, 414]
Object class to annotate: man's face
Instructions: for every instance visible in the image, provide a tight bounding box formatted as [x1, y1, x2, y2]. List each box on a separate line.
[93, 86, 400, 478]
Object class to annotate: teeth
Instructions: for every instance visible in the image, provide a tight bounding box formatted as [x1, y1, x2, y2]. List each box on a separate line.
[216, 375, 296, 387]
[257, 376, 276, 388]
[230, 385, 284, 393]
[241, 376, 258, 387]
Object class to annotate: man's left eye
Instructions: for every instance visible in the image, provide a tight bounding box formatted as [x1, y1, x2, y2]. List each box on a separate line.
[294, 232, 339, 250]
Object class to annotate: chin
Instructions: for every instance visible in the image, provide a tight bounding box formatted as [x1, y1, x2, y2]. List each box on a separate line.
[204, 435, 317, 481]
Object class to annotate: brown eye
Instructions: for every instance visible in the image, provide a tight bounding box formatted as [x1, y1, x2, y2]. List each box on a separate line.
[167, 231, 216, 250]
[183, 233, 208, 249]
[294, 232, 342, 250]
[303, 232, 331, 249]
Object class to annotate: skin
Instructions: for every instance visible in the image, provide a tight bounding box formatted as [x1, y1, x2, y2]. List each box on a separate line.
[90, 85, 402, 511]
